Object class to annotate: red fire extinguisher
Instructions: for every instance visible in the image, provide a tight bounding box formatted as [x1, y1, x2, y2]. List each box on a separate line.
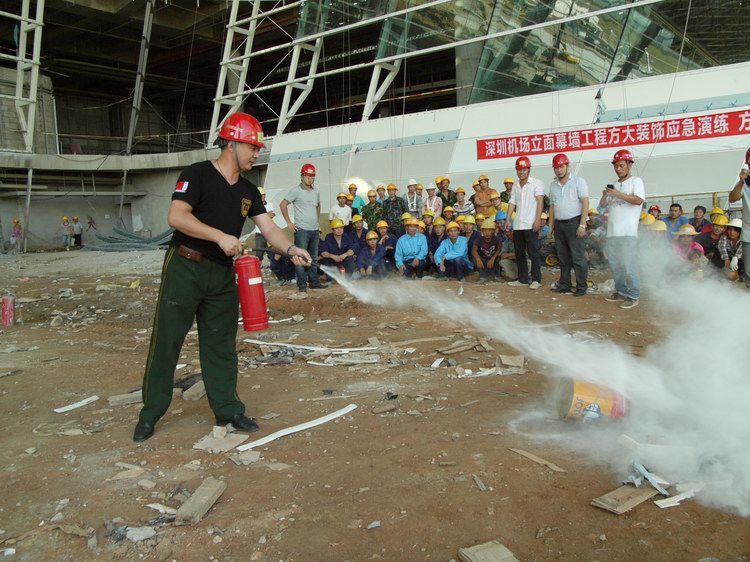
[2, 293, 16, 327]
[235, 255, 268, 332]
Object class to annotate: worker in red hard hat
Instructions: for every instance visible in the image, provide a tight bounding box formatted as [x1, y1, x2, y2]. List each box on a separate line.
[279, 162, 328, 293]
[548, 153, 590, 296]
[600, 148, 645, 309]
[506, 156, 545, 290]
[727, 146, 750, 287]
[134, 112, 313, 444]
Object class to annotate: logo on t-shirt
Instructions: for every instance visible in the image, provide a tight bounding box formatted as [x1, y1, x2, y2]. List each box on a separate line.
[241, 198, 252, 218]
[175, 181, 189, 193]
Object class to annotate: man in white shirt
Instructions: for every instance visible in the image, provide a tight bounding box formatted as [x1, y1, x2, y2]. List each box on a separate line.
[728, 147, 750, 288]
[404, 179, 423, 219]
[506, 156, 545, 289]
[599, 149, 645, 309]
[329, 192, 353, 225]
[548, 153, 589, 296]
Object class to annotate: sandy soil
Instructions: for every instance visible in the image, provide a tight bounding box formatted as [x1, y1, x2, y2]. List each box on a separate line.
[0, 249, 748, 561]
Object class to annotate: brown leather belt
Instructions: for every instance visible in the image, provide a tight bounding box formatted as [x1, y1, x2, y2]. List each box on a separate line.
[178, 245, 203, 263]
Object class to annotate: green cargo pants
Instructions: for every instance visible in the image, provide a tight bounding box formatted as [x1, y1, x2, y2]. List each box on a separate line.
[138, 246, 245, 424]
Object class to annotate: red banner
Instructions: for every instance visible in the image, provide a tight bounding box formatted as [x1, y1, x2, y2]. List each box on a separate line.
[477, 109, 750, 160]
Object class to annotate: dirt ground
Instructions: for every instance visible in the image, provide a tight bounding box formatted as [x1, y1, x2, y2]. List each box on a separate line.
[0, 249, 748, 562]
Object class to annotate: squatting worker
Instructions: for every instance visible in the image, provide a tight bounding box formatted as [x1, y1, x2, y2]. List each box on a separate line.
[548, 153, 589, 296]
[601, 149, 645, 310]
[279, 163, 328, 293]
[134, 113, 313, 443]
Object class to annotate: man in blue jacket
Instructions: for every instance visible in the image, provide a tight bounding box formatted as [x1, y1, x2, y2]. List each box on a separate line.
[357, 231, 388, 278]
[395, 217, 428, 278]
[435, 221, 471, 281]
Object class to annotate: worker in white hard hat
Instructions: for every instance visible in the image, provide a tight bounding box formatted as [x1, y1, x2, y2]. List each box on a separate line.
[404, 179, 422, 219]
[718, 218, 744, 281]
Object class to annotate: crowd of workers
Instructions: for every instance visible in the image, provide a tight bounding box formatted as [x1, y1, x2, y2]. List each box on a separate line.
[273, 148, 750, 309]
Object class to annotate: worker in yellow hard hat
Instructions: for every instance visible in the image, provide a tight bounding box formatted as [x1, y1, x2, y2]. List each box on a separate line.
[708, 206, 724, 223]
[421, 209, 435, 235]
[71, 215, 83, 247]
[361, 189, 383, 230]
[357, 230, 388, 279]
[375, 220, 397, 268]
[382, 183, 409, 237]
[473, 174, 493, 217]
[472, 218, 502, 283]
[462, 214, 480, 249]
[350, 214, 368, 250]
[329, 192, 352, 227]
[59, 215, 73, 251]
[348, 182, 365, 215]
[376, 184, 386, 204]
[9, 217, 23, 254]
[320, 218, 356, 275]
[437, 175, 456, 208]
[454, 187, 475, 218]
[694, 214, 728, 270]
[501, 177, 515, 204]
[427, 216, 447, 273]
[434, 220, 471, 282]
[443, 205, 456, 223]
[394, 217, 428, 278]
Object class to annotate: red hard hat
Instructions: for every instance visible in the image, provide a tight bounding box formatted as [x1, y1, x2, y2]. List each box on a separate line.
[218, 112, 265, 148]
[515, 157, 531, 169]
[552, 153, 569, 168]
[745, 147, 750, 165]
[612, 149, 634, 164]
[301, 163, 316, 177]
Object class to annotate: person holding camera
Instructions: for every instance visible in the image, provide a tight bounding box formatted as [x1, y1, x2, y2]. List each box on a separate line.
[728, 147, 750, 287]
[600, 149, 645, 309]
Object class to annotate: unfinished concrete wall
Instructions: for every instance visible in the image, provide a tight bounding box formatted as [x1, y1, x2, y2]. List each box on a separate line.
[1, 196, 131, 251]
[0, 68, 56, 154]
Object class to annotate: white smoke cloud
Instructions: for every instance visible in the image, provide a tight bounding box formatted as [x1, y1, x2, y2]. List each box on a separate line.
[323, 248, 750, 517]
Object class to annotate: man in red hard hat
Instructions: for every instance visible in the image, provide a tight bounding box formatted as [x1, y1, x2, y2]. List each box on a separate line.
[548, 153, 590, 296]
[600, 149, 645, 309]
[280, 162, 328, 292]
[134, 112, 313, 443]
[728, 146, 750, 287]
[506, 156, 545, 289]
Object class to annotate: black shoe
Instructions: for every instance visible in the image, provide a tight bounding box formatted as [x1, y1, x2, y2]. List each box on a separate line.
[133, 420, 155, 443]
[310, 283, 328, 289]
[551, 286, 571, 294]
[216, 414, 260, 433]
[298, 286, 307, 293]
[573, 289, 587, 297]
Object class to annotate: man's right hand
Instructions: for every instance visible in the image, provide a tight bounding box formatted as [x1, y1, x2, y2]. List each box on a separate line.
[476, 260, 484, 270]
[398, 265, 405, 274]
[287, 222, 299, 232]
[740, 168, 749, 182]
[218, 234, 243, 256]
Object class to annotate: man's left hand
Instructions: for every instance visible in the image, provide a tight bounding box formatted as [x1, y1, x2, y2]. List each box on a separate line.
[532, 218, 541, 232]
[411, 258, 419, 267]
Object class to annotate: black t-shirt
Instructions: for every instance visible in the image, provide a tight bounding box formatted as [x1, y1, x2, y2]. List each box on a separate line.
[170, 160, 266, 266]
[473, 234, 501, 260]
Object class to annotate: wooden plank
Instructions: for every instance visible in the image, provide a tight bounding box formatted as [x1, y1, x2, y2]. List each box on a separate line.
[391, 336, 452, 347]
[591, 485, 659, 515]
[438, 342, 478, 355]
[176, 477, 227, 524]
[458, 540, 520, 562]
[508, 448, 566, 473]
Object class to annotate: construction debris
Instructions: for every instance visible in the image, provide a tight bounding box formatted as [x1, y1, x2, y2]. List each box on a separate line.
[176, 477, 227, 524]
[499, 354, 525, 368]
[458, 540, 520, 562]
[193, 428, 249, 453]
[237, 404, 358, 451]
[183, 380, 206, 401]
[509, 448, 566, 473]
[371, 403, 398, 414]
[228, 450, 261, 466]
[472, 474, 488, 491]
[53, 395, 99, 413]
[591, 485, 659, 515]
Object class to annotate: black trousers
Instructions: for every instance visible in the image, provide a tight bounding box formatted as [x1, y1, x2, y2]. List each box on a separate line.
[554, 217, 588, 291]
[514, 229, 541, 284]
